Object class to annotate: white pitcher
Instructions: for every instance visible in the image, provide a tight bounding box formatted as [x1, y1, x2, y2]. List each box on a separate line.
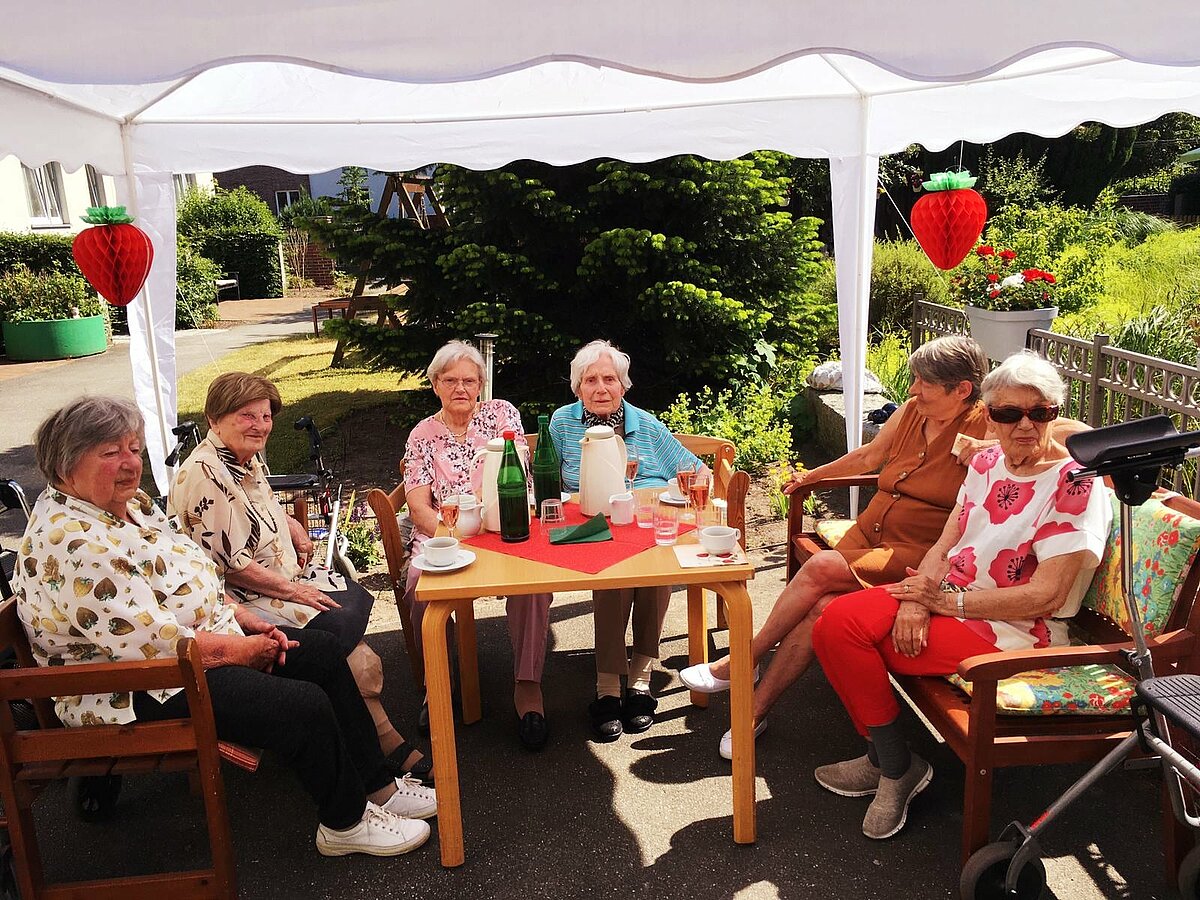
[471, 438, 506, 532]
[578, 426, 627, 517]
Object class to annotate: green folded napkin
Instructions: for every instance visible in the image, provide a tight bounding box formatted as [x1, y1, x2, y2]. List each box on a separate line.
[549, 513, 613, 545]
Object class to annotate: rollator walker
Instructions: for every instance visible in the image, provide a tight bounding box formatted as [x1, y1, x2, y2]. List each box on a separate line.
[960, 415, 1200, 899]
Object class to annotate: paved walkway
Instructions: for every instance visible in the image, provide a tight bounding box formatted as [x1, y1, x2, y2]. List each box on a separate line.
[0, 295, 313, 540]
[0, 294, 1179, 898]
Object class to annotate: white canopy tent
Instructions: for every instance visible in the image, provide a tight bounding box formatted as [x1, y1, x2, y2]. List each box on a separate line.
[4, 1, 1200, 490]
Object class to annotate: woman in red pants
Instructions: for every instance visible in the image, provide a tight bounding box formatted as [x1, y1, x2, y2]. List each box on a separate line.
[811, 352, 1112, 840]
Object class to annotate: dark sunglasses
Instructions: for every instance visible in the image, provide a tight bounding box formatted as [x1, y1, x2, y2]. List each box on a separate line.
[987, 404, 1060, 425]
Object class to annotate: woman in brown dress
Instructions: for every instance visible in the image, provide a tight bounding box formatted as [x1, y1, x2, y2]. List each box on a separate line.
[681, 336, 993, 758]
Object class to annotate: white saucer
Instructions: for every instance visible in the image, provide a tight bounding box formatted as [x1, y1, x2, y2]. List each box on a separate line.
[412, 549, 477, 573]
[658, 492, 688, 506]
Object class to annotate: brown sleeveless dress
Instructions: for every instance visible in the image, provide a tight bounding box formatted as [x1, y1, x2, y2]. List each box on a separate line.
[834, 398, 989, 588]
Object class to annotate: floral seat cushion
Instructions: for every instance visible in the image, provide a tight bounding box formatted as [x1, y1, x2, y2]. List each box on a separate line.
[944, 491, 1200, 716]
[815, 518, 856, 548]
[946, 664, 1135, 715]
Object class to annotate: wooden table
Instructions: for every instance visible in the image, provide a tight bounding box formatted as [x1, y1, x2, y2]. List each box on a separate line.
[414, 529, 757, 867]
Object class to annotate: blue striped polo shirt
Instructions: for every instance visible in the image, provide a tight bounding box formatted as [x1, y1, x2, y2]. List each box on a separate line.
[549, 399, 701, 491]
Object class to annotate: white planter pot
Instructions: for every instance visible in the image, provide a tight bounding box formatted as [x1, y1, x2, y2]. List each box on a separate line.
[964, 305, 1058, 361]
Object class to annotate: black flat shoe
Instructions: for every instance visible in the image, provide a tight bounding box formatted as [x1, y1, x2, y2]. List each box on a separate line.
[588, 695, 623, 742]
[517, 711, 549, 751]
[383, 740, 435, 784]
[622, 689, 657, 734]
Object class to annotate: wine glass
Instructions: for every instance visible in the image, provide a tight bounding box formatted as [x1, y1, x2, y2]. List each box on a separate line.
[676, 463, 696, 519]
[689, 471, 711, 519]
[439, 485, 461, 539]
[625, 448, 640, 490]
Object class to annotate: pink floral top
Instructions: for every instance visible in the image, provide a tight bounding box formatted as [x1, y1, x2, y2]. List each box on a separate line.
[403, 399, 528, 546]
[945, 446, 1112, 651]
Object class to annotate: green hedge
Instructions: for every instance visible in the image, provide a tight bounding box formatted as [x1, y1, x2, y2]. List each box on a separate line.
[0, 232, 77, 275]
[0, 266, 104, 323]
[195, 230, 282, 299]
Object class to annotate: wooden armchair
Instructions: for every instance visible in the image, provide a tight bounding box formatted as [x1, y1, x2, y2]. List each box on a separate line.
[0, 598, 236, 899]
[366, 468, 423, 688]
[787, 482, 1200, 869]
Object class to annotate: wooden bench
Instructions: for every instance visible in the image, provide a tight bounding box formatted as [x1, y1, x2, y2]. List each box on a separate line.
[214, 274, 240, 301]
[0, 597, 237, 898]
[788, 478, 1200, 868]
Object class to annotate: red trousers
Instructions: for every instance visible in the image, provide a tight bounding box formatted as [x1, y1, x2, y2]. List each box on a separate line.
[812, 586, 998, 736]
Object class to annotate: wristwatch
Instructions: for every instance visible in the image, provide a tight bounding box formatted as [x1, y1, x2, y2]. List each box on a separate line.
[955, 591, 966, 617]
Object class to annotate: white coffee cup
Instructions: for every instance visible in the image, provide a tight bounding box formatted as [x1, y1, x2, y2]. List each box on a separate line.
[698, 525, 741, 556]
[424, 536, 460, 567]
[666, 477, 686, 501]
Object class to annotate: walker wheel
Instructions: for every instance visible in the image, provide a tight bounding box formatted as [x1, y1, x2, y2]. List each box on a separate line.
[1178, 842, 1200, 898]
[960, 840, 1047, 900]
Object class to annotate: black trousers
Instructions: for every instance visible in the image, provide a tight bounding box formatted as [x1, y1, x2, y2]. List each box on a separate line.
[134, 627, 391, 830]
[307, 580, 374, 655]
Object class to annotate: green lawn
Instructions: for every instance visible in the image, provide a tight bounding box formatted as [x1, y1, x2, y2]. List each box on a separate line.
[176, 335, 421, 473]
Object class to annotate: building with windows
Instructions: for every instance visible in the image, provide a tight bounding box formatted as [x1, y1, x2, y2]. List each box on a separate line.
[0, 157, 212, 234]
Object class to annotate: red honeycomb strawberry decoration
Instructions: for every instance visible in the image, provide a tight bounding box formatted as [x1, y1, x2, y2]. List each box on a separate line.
[71, 206, 154, 307]
[910, 170, 988, 270]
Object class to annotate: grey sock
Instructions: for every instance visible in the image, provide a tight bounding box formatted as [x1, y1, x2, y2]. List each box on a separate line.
[867, 720, 910, 779]
[866, 740, 879, 768]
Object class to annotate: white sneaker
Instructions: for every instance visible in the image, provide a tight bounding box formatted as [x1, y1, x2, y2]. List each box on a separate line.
[316, 802, 430, 857]
[679, 662, 760, 694]
[718, 719, 768, 760]
[381, 774, 438, 820]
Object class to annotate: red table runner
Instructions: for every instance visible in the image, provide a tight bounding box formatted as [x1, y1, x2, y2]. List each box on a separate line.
[462, 502, 693, 574]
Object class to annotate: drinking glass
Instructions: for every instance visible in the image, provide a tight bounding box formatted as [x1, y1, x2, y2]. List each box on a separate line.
[540, 498, 566, 525]
[440, 493, 460, 539]
[634, 488, 656, 529]
[653, 504, 679, 546]
[676, 464, 696, 521]
[625, 448, 640, 490]
[689, 472, 711, 518]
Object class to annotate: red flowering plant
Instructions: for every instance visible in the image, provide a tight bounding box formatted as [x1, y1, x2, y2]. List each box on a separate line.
[953, 245, 1059, 312]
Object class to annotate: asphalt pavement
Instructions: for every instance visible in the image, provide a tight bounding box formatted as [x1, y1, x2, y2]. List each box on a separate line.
[0, 297, 1180, 899]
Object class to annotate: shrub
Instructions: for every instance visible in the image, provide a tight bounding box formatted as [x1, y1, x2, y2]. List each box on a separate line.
[658, 383, 793, 475]
[177, 187, 283, 299]
[196, 231, 283, 298]
[811, 240, 950, 335]
[0, 232, 77, 275]
[866, 331, 914, 404]
[176, 238, 222, 328]
[0, 266, 103, 323]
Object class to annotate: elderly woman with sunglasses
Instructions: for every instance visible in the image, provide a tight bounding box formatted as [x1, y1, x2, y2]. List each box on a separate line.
[402, 340, 553, 751]
[809, 352, 1113, 841]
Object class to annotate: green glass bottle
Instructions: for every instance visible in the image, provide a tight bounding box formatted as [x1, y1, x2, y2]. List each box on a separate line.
[531, 414, 561, 516]
[497, 429, 530, 543]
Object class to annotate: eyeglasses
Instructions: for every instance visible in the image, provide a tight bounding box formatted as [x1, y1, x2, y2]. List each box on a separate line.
[439, 377, 480, 390]
[987, 404, 1060, 425]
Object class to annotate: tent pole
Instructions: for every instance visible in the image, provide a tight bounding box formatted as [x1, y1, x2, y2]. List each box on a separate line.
[120, 123, 173, 487]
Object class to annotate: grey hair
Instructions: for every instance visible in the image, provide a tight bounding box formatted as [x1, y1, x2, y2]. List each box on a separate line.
[909, 335, 989, 403]
[34, 396, 145, 486]
[426, 340, 487, 390]
[981, 351, 1067, 407]
[569, 340, 633, 396]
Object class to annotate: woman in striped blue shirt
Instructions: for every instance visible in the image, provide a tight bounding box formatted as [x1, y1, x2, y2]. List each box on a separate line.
[550, 340, 705, 742]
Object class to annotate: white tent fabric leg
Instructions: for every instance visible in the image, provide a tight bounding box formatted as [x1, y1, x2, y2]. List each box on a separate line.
[829, 153, 880, 516]
[115, 171, 178, 494]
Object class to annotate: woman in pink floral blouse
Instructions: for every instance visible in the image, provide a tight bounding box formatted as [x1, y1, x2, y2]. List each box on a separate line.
[403, 341, 553, 751]
[810, 352, 1112, 841]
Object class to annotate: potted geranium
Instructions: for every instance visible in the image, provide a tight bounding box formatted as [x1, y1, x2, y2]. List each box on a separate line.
[954, 245, 1059, 361]
[0, 265, 108, 361]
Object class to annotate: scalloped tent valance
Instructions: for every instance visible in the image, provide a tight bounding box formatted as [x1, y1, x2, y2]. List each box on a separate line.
[3, 0, 1200, 489]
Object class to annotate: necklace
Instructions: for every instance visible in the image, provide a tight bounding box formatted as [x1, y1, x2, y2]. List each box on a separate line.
[436, 411, 471, 442]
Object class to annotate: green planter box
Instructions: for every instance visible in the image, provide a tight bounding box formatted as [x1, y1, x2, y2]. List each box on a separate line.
[1, 315, 108, 361]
